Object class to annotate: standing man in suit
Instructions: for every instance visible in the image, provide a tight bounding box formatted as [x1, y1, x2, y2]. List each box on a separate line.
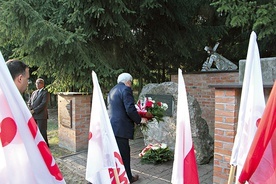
[107, 73, 147, 183]
[28, 78, 50, 147]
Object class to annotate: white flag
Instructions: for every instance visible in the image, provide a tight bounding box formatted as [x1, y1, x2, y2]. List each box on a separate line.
[86, 71, 129, 184]
[0, 52, 65, 183]
[239, 81, 276, 183]
[230, 31, 265, 183]
[171, 68, 199, 184]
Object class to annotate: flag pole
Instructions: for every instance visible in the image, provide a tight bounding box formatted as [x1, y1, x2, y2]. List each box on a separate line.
[227, 165, 236, 184]
[113, 168, 120, 184]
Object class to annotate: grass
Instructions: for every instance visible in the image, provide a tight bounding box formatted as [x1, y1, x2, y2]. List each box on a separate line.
[47, 119, 73, 158]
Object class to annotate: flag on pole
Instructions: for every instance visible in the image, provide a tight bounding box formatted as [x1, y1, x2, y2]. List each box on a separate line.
[239, 81, 276, 183]
[229, 31, 265, 182]
[86, 71, 129, 184]
[171, 68, 199, 184]
[0, 52, 65, 183]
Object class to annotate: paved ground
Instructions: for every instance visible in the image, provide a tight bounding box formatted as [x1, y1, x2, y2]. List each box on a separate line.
[59, 138, 213, 184]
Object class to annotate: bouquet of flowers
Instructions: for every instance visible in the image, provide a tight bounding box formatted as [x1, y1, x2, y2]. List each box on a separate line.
[139, 143, 173, 164]
[135, 97, 168, 124]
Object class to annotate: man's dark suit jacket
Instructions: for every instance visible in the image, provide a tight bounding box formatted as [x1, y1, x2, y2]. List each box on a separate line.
[107, 82, 141, 139]
[28, 88, 49, 120]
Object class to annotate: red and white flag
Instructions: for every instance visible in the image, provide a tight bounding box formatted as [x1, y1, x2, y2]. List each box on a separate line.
[0, 52, 65, 183]
[230, 31, 265, 183]
[171, 68, 199, 184]
[86, 71, 129, 184]
[239, 81, 276, 183]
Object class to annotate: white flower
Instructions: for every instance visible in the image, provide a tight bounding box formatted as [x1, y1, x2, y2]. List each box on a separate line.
[162, 103, 168, 110]
[151, 146, 159, 150]
[160, 143, 167, 149]
[151, 143, 161, 150]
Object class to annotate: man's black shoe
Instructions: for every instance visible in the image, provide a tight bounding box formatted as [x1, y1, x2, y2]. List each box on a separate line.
[130, 175, 139, 183]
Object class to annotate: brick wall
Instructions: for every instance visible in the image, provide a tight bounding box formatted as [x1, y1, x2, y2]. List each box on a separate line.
[171, 72, 273, 183]
[58, 93, 91, 152]
[171, 71, 239, 137]
[213, 88, 240, 183]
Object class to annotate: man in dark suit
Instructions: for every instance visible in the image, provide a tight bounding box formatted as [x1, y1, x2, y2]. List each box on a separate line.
[107, 73, 147, 183]
[28, 78, 50, 147]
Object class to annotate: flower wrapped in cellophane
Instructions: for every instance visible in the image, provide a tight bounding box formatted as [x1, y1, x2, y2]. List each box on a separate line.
[135, 97, 168, 122]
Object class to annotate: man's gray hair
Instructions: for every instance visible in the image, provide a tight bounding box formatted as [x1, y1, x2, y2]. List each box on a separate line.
[117, 73, 133, 83]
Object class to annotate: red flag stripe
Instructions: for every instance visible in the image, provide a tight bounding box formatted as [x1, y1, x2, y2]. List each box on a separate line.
[184, 145, 199, 184]
[171, 69, 199, 184]
[239, 81, 276, 183]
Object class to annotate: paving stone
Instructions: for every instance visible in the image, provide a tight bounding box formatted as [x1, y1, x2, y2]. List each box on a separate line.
[60, 138, 213, 183]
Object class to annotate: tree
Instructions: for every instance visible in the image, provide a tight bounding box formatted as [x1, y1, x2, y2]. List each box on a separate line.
[132, 0, 227, 80]
[0, 0, 135, 92]
[211, 0, 276, 58]
[0, 0, 226, 92]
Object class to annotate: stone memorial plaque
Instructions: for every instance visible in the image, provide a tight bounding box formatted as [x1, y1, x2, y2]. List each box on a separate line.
[145, 94, 174, 116]
[59, 99, 72, 128]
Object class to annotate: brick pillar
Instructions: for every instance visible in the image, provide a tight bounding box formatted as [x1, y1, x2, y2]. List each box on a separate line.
[213, 88, 240, 184]
[58, 92, 91, 152]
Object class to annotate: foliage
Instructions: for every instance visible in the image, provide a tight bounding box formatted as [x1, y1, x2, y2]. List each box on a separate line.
[147, 102, 167, 122]
[136, 97, 168, 121]
[211, 0, 275, 39]
[211, 0, 276, 58]
[135, 0, 226, 79]
[136, 97, 168, 130]
[139, 143, 173, 164]
[0, 0, 226, 93]
[1, 0, 274, 94]
[0, 0, 132, 92]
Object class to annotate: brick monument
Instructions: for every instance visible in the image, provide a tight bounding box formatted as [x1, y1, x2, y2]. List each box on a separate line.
[57, 92, 91, 152]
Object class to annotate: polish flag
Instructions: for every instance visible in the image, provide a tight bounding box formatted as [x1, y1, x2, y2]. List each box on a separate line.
[0, 52, 65, 183]
[86, 71, 129, 184]
[229, 31, 265, 183]
[171, 68, 199, 184]
[238, 81, 276, 183]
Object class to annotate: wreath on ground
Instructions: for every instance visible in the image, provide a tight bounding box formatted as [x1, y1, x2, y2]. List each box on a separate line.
[139, 143, 173, 164]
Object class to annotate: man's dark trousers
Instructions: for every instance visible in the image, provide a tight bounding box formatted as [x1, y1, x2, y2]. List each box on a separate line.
[116, 137, 132, 181]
